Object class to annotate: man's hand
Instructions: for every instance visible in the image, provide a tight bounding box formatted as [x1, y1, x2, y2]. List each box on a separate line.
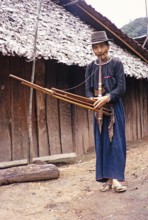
[93, 95, 110, 109]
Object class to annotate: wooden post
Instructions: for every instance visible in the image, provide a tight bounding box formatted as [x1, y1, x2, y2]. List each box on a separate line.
[27, 0, 42, 164]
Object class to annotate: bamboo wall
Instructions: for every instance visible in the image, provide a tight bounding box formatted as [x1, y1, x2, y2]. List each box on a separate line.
[0, 55, 147, 162]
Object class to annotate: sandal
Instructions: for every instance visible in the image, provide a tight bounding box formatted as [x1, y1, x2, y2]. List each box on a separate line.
[112, 184, 127, 193]
[100, 183, 112, 192]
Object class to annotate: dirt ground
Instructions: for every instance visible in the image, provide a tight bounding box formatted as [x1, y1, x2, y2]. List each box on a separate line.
[0, 137, 148, 220]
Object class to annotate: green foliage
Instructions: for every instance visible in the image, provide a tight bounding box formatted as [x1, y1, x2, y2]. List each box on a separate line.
[121, 17, 148, 38]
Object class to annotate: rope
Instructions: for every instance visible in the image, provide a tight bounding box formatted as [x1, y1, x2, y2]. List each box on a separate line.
[63, 58, 112, 91]
[63, 64, 95, 91]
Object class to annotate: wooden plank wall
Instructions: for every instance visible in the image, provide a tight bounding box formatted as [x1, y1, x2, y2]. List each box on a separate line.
[123, 77, 148, 141]
[0, 55, 147, 162]
[0, 55, 39, 162]
[45, 61, 94, 155]
[35, 61, 49, 156]
[10, 57, 30, 160]
[0, 56, 11, 162]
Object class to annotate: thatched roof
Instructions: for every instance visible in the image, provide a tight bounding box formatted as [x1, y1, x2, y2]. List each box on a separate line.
[0, 0, 147, 79]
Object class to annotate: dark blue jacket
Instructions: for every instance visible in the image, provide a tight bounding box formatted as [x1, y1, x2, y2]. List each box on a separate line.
[85, 58, 126, 102]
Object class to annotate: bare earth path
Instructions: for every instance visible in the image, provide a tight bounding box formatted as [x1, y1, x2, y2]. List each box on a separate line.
[0, 138, 147, 220]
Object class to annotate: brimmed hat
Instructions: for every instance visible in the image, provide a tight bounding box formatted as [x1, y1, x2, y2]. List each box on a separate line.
[91, 31, 113, 45]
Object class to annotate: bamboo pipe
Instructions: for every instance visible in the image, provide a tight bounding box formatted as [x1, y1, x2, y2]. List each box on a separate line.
[22, 80, 108, 113]
[96, 59, 103, 132]
[48, 90, 110, 115]
[21, 81, 96, 111]
[51, 89, 93, 107]
[45, 87, 111, 114]
[52, 87, 94, 104]
[9, 74, 97, 111]
[9, 74, 111, 116]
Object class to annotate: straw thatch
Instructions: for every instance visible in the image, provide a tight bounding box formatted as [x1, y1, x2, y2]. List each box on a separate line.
[0, 0, 147, 79]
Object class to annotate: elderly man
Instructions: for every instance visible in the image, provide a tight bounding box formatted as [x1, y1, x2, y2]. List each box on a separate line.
[85, 31, 127, 192]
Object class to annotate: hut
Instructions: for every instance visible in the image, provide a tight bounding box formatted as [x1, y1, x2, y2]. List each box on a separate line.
[0, 0, 148, 162]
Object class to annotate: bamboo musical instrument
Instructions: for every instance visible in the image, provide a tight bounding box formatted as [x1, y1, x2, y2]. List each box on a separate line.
[96, 59, 103, 132]
[9, 74, 111, 116]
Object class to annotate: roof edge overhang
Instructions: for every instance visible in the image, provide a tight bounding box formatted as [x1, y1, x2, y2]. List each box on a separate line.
[58, 0, 148, 63]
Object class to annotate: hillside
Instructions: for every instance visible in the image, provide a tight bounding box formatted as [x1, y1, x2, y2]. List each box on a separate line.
[121, 17, 147, 38]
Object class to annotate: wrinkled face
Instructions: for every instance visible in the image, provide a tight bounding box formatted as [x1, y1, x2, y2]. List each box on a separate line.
[92, 42, 109, 61]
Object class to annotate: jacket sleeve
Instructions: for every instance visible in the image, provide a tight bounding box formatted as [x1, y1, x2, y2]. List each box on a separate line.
[109, 60, 126, 102]
[85, 63, 94, 98]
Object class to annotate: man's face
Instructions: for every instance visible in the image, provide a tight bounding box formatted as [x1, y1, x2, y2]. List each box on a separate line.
[92, 42, 109, 61]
